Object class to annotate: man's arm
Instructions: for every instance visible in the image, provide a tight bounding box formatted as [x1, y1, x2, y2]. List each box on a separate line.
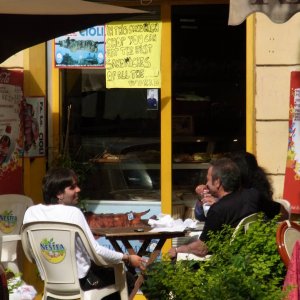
[168, 239, 208, 259]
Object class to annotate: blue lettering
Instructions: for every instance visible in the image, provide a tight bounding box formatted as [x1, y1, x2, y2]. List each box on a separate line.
[0, 215, 17, 222]
[40, 242, 65, 251]
[79, 26, 104, 37]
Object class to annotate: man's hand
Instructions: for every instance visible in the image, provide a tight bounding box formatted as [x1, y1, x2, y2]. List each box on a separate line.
[123, 254, 147, 271]
[195, 184, 207, 196]
[195, 184, 217, 206]
[202, 194, 216, 206]
[168, 247, 177, 259]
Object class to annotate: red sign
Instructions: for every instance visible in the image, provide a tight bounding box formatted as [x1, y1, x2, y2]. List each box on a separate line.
[283, 71, 300, 213]
[0, 68, 24, 194]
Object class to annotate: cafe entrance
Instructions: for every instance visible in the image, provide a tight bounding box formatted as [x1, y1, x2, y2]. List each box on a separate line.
[57, 3, 246, 221]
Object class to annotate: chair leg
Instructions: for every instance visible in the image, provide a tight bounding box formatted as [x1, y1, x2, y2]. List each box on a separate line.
[114, 264, 128, 300]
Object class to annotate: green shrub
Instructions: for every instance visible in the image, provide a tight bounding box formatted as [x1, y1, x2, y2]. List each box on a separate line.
[142, 215, 288, 300]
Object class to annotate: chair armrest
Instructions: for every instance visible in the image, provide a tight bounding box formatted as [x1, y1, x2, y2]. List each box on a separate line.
[1, 235, 21, 242]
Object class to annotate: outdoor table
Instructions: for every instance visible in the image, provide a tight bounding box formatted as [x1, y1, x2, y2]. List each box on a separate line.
[91, 225, 186, 300]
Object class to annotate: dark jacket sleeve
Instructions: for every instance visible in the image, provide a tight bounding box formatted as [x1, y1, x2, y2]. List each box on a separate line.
[199, 208, 224, 242]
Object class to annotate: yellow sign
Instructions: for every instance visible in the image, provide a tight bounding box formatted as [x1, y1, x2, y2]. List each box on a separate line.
[105, 21, 161, 88]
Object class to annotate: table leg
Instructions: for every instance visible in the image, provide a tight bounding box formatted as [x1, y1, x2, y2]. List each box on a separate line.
[137, 240, 151, 257]
[129, 238, 167, 300]
[146, 238, 166, 265]
[129, 275, 144, 300]
[108, 239, 123, 253]
[121, 239, 136, 255]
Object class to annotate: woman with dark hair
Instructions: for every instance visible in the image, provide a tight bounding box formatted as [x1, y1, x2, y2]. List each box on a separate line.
[194, 152, 288, 221]
[229, 151, 288, 220]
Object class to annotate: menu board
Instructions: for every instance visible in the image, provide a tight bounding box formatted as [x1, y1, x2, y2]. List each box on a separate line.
[0, 69, 24, 194]
[106, 21, 161, 88]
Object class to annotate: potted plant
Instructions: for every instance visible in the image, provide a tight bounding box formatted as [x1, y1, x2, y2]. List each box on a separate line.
[142, 215, 289, 300]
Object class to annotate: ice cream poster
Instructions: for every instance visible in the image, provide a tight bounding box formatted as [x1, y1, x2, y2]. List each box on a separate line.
[0, 69, 23, 194]
[54, 25, 105, 68]
[283, 71, 300, 213]
[23, 97, 46, 157]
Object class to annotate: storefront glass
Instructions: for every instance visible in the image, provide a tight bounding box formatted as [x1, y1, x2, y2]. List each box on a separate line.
[60, 69, 161, 201]
[59, 4, 246, 212]
[171, 4, 246, 218]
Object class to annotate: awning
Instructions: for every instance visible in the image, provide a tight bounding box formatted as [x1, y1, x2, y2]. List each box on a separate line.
[229, 0, 300, 25]
[0, 0, 146, 63]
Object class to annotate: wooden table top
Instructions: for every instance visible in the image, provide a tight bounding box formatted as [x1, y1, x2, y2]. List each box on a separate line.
[91, 226, 186, 239]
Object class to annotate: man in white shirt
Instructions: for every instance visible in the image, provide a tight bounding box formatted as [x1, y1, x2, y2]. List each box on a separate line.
[23, 167, 146, 299]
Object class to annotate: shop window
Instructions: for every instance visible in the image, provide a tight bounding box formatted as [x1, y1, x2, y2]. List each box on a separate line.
[171, 4, 246, 213]
[172, 4, 246, 139]
[59, 4, 246, 206]
[60, 68, 161, 201]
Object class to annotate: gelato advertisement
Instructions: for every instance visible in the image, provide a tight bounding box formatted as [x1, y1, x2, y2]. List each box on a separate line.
[284, 71, 300, 213]
[54, 26, 105, 68]
[0, 68, 24, 193]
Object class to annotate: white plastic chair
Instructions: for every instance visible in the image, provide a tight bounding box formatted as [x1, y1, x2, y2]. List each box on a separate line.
[0, 194, 33, 273]
[21, 221, 128, 300]
[274, 199, 291, 220]
[177, 213, 260, 261]
[230, 212, 260, 242]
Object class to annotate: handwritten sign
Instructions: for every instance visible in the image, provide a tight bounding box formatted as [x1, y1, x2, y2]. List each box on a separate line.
[105, 21, 161, 88]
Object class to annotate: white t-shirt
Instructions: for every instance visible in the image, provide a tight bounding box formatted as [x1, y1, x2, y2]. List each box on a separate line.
[23, 204, 123, 278]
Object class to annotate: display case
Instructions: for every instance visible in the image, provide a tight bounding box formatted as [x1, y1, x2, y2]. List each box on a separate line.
[80, 136, 244, 220]
[84, 159, 208, 220]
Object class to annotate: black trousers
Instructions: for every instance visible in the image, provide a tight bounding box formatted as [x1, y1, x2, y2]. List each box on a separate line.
[79, 261, 136, 300]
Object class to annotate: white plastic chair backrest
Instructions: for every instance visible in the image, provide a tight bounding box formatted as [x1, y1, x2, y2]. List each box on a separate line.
[21, 221, 128, 300]
[177, 214, 260, 262]
[274, 199, 291, 219]
[283, 221, 300, 259]
[231, 213, 260, 242]
[0, 194, 33, 263]
[21, 222, 82, 298]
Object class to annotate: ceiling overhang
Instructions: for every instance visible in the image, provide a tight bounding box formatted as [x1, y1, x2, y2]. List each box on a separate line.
[229, 0, 300, 25]
[0, 0, 146, 63]
[0, 0, 144, 15]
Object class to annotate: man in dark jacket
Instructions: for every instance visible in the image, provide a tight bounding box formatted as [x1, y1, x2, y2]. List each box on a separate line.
[168, 157, 260, 258]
